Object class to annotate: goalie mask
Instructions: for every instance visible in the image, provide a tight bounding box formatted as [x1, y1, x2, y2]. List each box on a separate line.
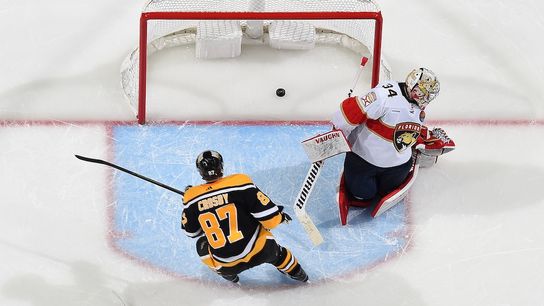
[196, 150, 224, 182]
[405, 68, 440, 109]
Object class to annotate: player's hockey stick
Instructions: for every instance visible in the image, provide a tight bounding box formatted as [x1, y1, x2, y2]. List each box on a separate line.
[74, 155, 185, 196]
[293, 160, 325, 246]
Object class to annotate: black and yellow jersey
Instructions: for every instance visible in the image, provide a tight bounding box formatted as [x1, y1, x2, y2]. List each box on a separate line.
[181, 174, 283, 267]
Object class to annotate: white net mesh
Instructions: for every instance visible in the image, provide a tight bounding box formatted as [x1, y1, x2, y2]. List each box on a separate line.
[121, 0, 392, 120]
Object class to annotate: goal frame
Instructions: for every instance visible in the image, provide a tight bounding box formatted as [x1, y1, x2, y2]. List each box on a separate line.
[137, 11, 383, 124]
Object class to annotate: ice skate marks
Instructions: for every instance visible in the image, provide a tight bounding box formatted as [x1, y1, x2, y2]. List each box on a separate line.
[109, 123, 410, 286]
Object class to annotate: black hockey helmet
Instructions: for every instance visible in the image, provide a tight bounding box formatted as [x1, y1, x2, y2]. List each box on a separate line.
[196, 150, 224, 182]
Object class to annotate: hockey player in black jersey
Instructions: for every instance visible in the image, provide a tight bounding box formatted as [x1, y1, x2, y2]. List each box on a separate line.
[181, 150, 308, 284]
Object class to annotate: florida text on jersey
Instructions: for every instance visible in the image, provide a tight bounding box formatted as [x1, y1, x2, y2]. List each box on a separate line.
[181, 174, 284, 269]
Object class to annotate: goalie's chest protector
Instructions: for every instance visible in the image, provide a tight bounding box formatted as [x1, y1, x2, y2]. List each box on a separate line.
[332, 81, 423, 168]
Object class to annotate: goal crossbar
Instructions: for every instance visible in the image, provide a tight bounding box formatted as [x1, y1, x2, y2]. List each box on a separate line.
[137, 11, 383, 124]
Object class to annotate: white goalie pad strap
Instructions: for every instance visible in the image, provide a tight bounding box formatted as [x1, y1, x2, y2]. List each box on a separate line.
[301, 130, 351, 163]
[371, 163, 420, 218]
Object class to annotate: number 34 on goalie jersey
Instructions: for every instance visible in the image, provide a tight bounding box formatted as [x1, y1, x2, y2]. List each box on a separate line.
[181, 174, 284, 263]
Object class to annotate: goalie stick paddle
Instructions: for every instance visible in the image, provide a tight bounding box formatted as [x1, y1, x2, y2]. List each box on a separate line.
[74, 155, 185, 196]
[293, 160, 325, 246]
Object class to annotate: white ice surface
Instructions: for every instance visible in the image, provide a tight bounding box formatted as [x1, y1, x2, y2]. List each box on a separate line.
[1, 0, 544, 305]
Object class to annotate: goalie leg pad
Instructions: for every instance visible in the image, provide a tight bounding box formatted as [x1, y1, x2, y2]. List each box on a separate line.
[337, 172, 377, 225]
[371, 163, 419, 218]
[337, 173, 349, 226]
[375, 158, 413, 197]
[343, 153, 412, 200]
[339, 155, 414, 224]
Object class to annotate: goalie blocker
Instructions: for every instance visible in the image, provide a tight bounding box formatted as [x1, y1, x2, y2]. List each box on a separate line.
[338, 126, 455, 225]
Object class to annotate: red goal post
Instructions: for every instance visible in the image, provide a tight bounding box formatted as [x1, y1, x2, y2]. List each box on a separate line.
[122, 1, 391, 124]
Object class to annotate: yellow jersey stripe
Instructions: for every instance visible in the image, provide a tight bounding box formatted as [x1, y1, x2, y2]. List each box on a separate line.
[184, 174, 254, 203]
[259, 214, 283, 230]
[211, 227, 272, 268]
[277, 250, 293, 270]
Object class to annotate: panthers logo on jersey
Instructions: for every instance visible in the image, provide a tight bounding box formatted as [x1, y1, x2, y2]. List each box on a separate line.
[394, 122, 421, 152]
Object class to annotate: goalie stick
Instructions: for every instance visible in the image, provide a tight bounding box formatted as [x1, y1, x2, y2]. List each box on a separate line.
[293, 130, 351, 246]
[74, 155, 185, 196]
[293, 56, 369, 245]
[348, 56, 369, 97]
[293, 160, 325, 246]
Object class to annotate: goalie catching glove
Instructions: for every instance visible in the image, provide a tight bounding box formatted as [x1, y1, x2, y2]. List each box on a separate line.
[415, 126, 456, 168]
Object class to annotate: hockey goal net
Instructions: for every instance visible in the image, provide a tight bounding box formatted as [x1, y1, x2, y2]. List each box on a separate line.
[121, 0, 391, 124]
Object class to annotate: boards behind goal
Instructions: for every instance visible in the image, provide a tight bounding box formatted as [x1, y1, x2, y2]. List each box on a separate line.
[121, 0, 392, 124]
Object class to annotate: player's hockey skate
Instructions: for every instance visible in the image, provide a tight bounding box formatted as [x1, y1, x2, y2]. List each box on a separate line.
[287, 265, 309, 282]
[220, 274, 240, 283]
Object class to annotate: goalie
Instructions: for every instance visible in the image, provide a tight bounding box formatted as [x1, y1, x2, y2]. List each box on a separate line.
[331, 68, 455, 223]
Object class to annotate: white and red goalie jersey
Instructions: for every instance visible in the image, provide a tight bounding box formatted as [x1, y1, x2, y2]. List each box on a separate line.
[331, 81, 425, 168]
[331, 80, 456, 168]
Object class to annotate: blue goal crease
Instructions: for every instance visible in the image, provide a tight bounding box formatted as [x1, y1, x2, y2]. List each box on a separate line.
[110, 123, 409, 286]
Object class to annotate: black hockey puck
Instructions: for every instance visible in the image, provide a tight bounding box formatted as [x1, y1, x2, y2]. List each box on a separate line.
[276, 88, 286, 97]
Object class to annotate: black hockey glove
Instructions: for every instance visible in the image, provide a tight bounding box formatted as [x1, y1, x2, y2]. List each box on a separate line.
[277, 205, 292, 224]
